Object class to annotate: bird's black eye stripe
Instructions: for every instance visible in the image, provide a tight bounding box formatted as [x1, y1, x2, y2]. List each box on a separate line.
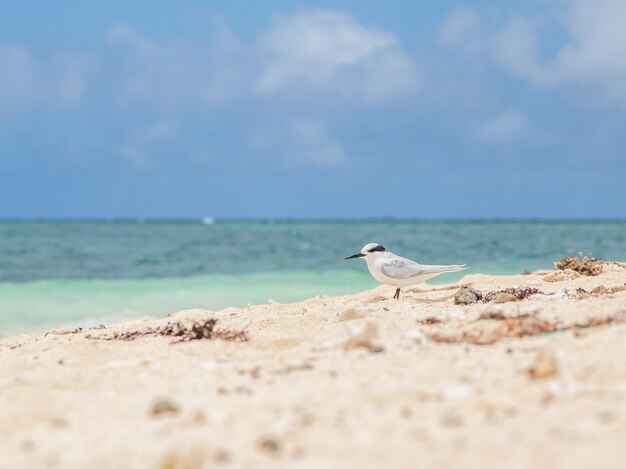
[368, 245, 386, 253]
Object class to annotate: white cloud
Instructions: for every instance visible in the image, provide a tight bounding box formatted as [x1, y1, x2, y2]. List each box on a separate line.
[108, 22, 155, 54]
[133, 119, 179, 143]
[437, 8, 481, 47]
[250, 119, 347, 169]
[120, 145, 148, 168]
[441, 1, 626, 106]
[551, 0, 626, 101]
[0, 45, 96, 114]
[472, 108, 531, 144]
[106, 22, 250, 111]
[491, 19, 549, 85]
[257, 11, 419, 102]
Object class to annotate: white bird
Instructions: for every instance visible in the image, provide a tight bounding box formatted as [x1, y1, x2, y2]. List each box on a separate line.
[345, 243, 467, 299]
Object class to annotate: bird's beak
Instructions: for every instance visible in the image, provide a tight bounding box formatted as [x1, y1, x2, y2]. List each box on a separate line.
[345, 253, 365, 260]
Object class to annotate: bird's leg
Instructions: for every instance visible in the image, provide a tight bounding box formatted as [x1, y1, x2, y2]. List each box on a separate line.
[393, 288, 400, 300]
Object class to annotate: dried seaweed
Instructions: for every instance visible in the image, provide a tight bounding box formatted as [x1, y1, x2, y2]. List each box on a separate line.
[419, 317, 443, 325]
[555, 255, 603, 276]
[86, 319, 249, 343]
[426, 312, 626, 345]
[478, 311, 508, 320]
[576, 283, 626, 299]
[44, 324, 105, 337]
[483, 287, 544, 303]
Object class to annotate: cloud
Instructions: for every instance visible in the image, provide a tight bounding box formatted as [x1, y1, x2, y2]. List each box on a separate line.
[97, 12, 422, 169]
[120, 145, 148, 168]
[3, 11, 420, 117]
[257, 11, 419, 102]
[437, 8, 481, 47]
[440, 1, 626, 106]
[108, 22, 155, 54]
[250, 119, 347, 169]
[0, 45, 97, 114]
[551, 0, 626, 102]
[472, 108, 531, 144]
[132, 119, 179, 143]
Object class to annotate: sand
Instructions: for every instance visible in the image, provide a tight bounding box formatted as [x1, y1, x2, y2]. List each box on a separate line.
[2, 267, 626, 469]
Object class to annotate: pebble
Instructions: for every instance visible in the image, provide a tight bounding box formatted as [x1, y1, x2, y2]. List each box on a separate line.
[454, 286, 482, 305]
[542, 269, 580, 282]
[339, 307, 365, 321]
[440, 409, 464, 427]
[258, 436, 282, 454]
[493, 292, 518, 304]
[151, 398, 180, 416]
[343, 321, 378, 350]
[529, 347, 559, 380]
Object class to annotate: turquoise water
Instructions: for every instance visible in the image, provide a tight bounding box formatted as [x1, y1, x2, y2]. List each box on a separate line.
[1, 221, 625, 335]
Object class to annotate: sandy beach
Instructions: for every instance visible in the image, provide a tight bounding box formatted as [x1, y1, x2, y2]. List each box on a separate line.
[2, 265, 626, 469]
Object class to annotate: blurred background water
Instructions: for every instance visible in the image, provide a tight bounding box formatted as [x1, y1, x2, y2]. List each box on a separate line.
[1, 220, 625, 335]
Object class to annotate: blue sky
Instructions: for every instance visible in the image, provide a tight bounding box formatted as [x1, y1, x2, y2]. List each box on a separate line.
[1, 0, 625, 219]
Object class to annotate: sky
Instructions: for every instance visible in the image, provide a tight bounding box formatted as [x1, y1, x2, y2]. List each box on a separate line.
[1, 0, 625, 219]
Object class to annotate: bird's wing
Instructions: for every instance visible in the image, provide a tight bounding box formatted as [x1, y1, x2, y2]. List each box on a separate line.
[381, 257, 466, 279]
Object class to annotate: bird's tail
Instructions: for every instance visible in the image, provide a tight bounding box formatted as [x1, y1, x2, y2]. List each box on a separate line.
[426, 264, 468, 274]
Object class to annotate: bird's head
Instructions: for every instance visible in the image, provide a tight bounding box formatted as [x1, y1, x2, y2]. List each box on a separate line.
[345, 243, 386, 260]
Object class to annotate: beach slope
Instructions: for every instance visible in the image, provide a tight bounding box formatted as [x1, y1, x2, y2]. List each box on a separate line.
[2, 268, 626, 468]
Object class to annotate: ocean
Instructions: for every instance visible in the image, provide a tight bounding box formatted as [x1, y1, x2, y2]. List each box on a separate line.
[1, 221, 625, 336]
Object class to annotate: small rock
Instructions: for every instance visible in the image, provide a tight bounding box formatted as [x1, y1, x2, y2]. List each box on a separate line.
[367, 344, 385, 354]
[20, 440, 36, 452]
[50, 417, 69, 429]
[214, 449, 232, 464]
[592, 285, 606, 293]
[493, 292, 518, 304]
[542, 269, 581, 283]
[440, 409, 464, 427]
[258, 436, 281, 454]
[343, 321, 378, 350]
[529, 347, 559, 380]
[454, 286, 482, 305]
[339, 306, 364, 321]
[151, 398, 180, 416]
[554, 255, 603, 276]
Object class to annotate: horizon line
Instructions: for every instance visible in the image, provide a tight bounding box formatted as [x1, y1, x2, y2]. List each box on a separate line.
[1, 217, 626, 223]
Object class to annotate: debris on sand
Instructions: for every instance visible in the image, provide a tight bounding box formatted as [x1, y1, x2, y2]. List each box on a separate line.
[150, 397, 180, 416]
[555, 255, 603, 276]
[529, 347, 559, 380]
[425, 311, 626, 345]
[402, 329, 428, 346]
[338, 305, 366, 321]
[483, 287, 545, 303]
[454, 286, 483, 305]
[44, 324, 106, 337]
[343, 321, 379, 350]
[258, 436, 282, 454]
[493, 292, 518, 304]
[575, 283, 626, 299]
[86, 319, 249, 343]
[419, 316, 443, 325]
[542, 269, 581, 283]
